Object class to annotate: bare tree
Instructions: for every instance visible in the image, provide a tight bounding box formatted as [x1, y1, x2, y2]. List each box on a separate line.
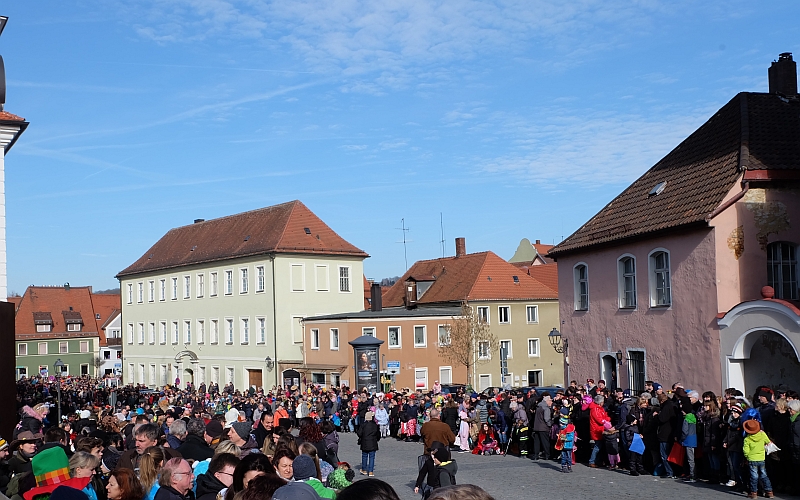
[437, 301, 499, 388]
[92, 356, 105, 377]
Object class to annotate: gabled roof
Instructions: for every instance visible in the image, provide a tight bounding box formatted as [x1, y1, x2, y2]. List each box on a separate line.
[15, 286, 100, 340]
[382, 251, 557, 307]
[549, 92, 800, 257]
[90, 293, 122, 346]
[118, 200, 368, 277]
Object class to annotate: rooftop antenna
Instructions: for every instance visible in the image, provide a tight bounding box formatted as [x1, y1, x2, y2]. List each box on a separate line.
[439, 212, 446, 258]
[396, 218, 410, 270]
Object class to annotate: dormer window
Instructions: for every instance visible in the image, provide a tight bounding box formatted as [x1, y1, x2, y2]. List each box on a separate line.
[33, 312, 53, 333]
[63, 310, 84, 333]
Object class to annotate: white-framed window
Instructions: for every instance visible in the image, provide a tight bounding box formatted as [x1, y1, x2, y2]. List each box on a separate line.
[184, 275, 191, 299]
[477, 306, 489, 324]
[148, 280, 155, 302]
[127, 284, 133, 304]
[414, 325, 426, 347]
[210, 272, 218, 296]
[330, 328, 339, 350]
[211, 319, 219, 344]
[67, 323, 81, 332]
[137, 282, 144, 303]
[256, 265, 265, 292]
[59, 341, 68, 354]
[290, 264, 304, 292]
[38, 342, 48, 355]
[171, 277, 178, 300]
[240, 268, 249, 294]
[225, 318, 234, 344]
[649, 249, 671, 307]
[618, 255, 637, 309]
[478, 373, 492, 391]
[160, 364, 168, 387]
[138, 322, 145, 344]
[574, 263, 589, 311]
[439, 366, 452, 385]
[438, 324, 450, 346]
[184, 320, 192, 344]
[211, 366, 220, 384]
[226, 367, 235, 385]
[339, 266, 351, 292]
[498, 306, 510, 324]
[36, 324, 51, 333]
[527, 369, 543, 387]
[149, 364, 156, 385]
[767, 242, 798, 300]
[528, 338, 540, 357]
[388, 326, 401, 348]
[500, 339, 512, 359]
[148, 322, 155, 344]
[526, 305, 538, 323]
[224, 270, 233, 295]
[315, 264, 329, 291]
[159, 279, 166, 301]
[312, 372, 326, 385]
[160, 321, 167, 344]
[415, 368, 428, 391]
[292, 316, 304, 344]
[128, 363, 134, 383]
[257, 317, 266, 344]
[172, 321, 179, 344]
[362, 327, 376, 337]
[310, 328, 320, 349]
[197, 319, 205, 344]
[127, 323, 134, 345]
[18, 343, 26, 356]
[240, 317, 249, 344]
[197, 273, 204, 298]
[478, 340, 490, 359]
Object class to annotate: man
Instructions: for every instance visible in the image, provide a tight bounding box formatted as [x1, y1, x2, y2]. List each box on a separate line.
[532, 394, 553, 460]
[195, 453, 239, 500]
[228, 422, 259, 455]
[177, 419, 213, 462]
[253, 411, 274, 449]
[167, 419, 187, 449]
[155, 458, 195, 500]
[0, 436, 11, 495]
[420, 409, 455, 451]
[117, 423, 181, 472]
[204, 420, 224, 449]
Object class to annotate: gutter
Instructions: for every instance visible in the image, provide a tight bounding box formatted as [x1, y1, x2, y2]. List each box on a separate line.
[271, 254, 279, 388]
[705, 181, 749, 222]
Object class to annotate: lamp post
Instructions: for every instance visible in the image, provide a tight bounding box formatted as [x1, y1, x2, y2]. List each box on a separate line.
[547, 328, 569, 387]
[53, 358, 64, 422]
[264, 356, 274, 371]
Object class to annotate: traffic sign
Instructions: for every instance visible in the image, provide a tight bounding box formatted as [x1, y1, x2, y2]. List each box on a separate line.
[386, 360, 400, 374]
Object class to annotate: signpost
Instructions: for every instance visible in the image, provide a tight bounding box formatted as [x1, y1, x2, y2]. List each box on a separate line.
[386, 361, 400, 374]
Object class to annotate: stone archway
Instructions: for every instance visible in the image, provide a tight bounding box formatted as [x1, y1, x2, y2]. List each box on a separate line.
[174, 351, 198, 389]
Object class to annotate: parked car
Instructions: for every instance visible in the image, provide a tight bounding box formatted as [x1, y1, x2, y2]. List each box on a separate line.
[439, 384, 467, 395]
[481, 385, 564, 397]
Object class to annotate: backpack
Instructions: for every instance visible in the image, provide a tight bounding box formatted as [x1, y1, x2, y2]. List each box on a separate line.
[437, 467, 456, 487]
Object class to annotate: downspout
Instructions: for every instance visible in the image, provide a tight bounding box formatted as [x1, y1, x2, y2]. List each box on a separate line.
[705, 181, 750, 222]
[271, 255, 279, 389]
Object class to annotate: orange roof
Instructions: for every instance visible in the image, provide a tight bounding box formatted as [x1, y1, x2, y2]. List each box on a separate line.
[89, 293, 121, 346]
[15, 286, 100, 340]
[382, 251, 557, 307]
[118, 200, 368, 277]
[7, 296, 23, 311]
[527, 263, 558, 294]
[0, 111, 25, 122]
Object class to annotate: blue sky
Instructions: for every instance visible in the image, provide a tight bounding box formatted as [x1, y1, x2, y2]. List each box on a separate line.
[1, 1, 798, 293]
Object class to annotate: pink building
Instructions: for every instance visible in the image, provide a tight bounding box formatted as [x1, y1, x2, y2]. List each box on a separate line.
[548, 53, 800, 395]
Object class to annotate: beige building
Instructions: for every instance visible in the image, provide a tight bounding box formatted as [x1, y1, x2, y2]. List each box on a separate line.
[117, 201, 368, 389]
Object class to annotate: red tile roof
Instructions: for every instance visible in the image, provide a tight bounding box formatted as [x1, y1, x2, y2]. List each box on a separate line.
[526, 263, 559, 294]
[118, 200, 368, 277]
[382, 251, 557, 307]
[89, 293, 121, 346]
[549, 92, 800, 257]
[0, 111, 25, 122]
[7, 296, 23, 311]
[15, 286, 100, 340]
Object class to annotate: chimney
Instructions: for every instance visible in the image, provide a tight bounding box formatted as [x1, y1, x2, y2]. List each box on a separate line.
[370, 283, 382, 312]
[403, 280, 417, 309]
[194, 218, 205, 224]
[535, 239, 541, 245]
[455, 237, 466, 257]
[769, 52, 797, 96]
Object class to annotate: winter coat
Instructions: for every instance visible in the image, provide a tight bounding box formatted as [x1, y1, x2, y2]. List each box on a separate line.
[195, 471, 227, 500]
[680, 413, 698, 448]
[723, 415, 744, 453]
[154, 485, 195, 500]
[476, 401, 489, 424]
[624, 423, 640, 448]
[357, 420, 380, 452]
[436, 460, 458, 488]
[533, 401, 553, 432]
[743, 430, 771, 462]
[702, 414, 724, 453]
[441, 407, 459, 434]
[375, 408, 389, 426]
[604, 429, 619, 455]
[558, 424, 575, 450]
[421, 419, 456, 450]
[589, 403, 610, 441]
[177, 434, 214, 462]
[656, 399, 677, 442]
[15, 407, 44, 438]
[513, 405, 528, 426]
[788, 414, 800, 459]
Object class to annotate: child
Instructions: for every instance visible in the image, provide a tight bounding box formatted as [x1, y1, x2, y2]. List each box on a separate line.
[624, 414, 646, 476]
[603, 421, 620, 469]
[742, 420, 773, 499]
[555, 408, 575, 473]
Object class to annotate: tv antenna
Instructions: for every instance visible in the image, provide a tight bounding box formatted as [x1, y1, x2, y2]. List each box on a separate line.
[396, 218, 411, 270]
[439, 212, 446, 258]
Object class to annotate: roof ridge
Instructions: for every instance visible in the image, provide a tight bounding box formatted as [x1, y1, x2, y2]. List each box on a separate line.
[410, 251, 490, 265]
[167, 200, 298, 232]
[275, 200, 302, 250]
[465, 252, 492, 300]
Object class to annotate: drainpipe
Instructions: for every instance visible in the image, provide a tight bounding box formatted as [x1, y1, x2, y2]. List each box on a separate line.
[271, 255, 279, 389]
[706, 181, 749, 221]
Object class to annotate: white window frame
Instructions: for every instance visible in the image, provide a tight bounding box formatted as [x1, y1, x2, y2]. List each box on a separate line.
[160, 321, 167, 344]
[171, 277, 178, 300]
[528, 338, 540, 357]
[478, 340, 491, 360]
[36, 324, 51, 333]
[172, 321, 179, 344]
[617, 254, 637, 309]
[127, 323, 134, 345]
[438, 324, 450, 346]
[184, 275, 191, 299]
[414, 325, 427, 348]
[439, 366, 453, 385]
[256, 317, 266, 344]
[210, 272, 218, 297]
[498, 305, 510, 324]
[67, 323, 81, 332]
[415, 367, 429, 391]
[338, 266, 351, 293]
[573, 262, 589, 311]
[148, 280, 155, 302]
[59, 341, 68, 354]
[500, 339, 512, 359]
[476, 306, 489, 324]
[197, 273, 205, 298]
[127, 283, 133, 304]
[362, 327, 376, 337]
[137, 322, 145, 344]
[184, 320, 192, 344]
[148, 322, 155, 345]
[527, 369, 543, 387]
[388, 326, 401, 349]
[330, 328, 339, 350]
[211, 319, 219, 344]
[18, 343, 26, 356]
[240, 317, 249, 344]
[478, 373, 492, 391]
[159, 279, 166, 301]
[225, 318, 234, 344]
[137, 282, 144, 303]
[197, 319, 205, 344]
[290, 264, 304, 292]
[648, 248, 672, 308]
[310, 328, 320, 349]
[240, 267, 249, 294]
[256, 265, 265, 293]
[315, 264, 329, 292]
[224, 270, 233, 295]
[526, 305, 538, 323]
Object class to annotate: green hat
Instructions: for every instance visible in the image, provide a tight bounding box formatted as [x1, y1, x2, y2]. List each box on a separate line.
[23, 447, 91, 500]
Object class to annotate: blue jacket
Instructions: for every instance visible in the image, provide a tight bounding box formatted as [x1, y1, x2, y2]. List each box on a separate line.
[681, 413, 698, 448]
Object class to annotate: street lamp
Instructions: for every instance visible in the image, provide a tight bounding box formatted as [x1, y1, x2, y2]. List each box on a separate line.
[264, 357, 274, 371]
[53, 358, 65, 422]
[548, 328, 569, 386]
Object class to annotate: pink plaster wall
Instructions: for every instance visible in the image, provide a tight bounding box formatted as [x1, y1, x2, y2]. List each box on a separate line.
[557, 228, 722, 391]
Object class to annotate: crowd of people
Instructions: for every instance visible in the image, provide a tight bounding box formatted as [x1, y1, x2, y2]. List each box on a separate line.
[1, 375, 798, 500]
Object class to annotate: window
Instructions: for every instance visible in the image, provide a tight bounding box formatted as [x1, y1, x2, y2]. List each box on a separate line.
[240, 318, 249, 344]
[574, 263, 589, 311]
[388, 326, 401, 348]
[312, 373, 326, 385]
[67, 323, 81, 332]
[257, 317, 266, 344]
[767, 242, 798, 300]
[498, 306, 510, 324]
[477, 306, 489, 324]
[148, 281, 155, 302]
[478, 374, 492, 391]
[148, 364, 156, 385]
[211, 319, 219, 344]
[148, 322, 155, 344]
[226, 367, 234, 384]
[478, 341, 490, 359]
[171, 277, 178, 300]
[414, 326, 426, 347]
[415, 368, 428, 390]
[18, 343, 26, 356]
[160, 321, 167, 344]
[649, 250, 671, 307]
[197, 320, 205, 344]
[184, 320, 191, 344]
[103, 350, 110, 360]
[627, 349, 647, 393]
[526, 305, 538, 323]
[362, 327, 375, 337]
[80, 340, 89, 353]
[127, 284, 133, 304]
[292, 316, 304, 344]
[127, 323, 134, 345]
[527, 370, 542, 387]
[315, 265, 329, 291]
[210, 272, 218, 296]
[36, 324, 51, 333]
[226, 319, 234, 344]
[256, 266, 265, 292]
[137, 282, 143, 303]
[197, 273, 204, 298]
[184, 276, 191, 299]
[240, 268, 249, 293]
[172, 321, 179, 344]
[290, 264, 305, 292]
[311, 328, 320, 349]
[339, 266, 351, 292]
[330, 328, 339, 350]
[438, 325, 450, 346]
[500, 339, 512, 359]
[138, 323, 145, 344]
[160, 279, 166, 301]
[58, 341, 68, 354]
[527, 338, 540, 357]
[225, 271, 233, 295]
[439, 366, 452, 385]
[618, 255, 637, 308]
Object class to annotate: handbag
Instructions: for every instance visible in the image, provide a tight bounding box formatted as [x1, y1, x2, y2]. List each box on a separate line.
[454, 435, 461, 447]
[765, 442, 780, 456]
[667, 443, 685, 465]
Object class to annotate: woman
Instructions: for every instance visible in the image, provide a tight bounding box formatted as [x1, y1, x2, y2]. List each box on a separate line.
[457, 409, 470, 453]
[272, 448, 297, 481]
[69, 451, 101, 500]
[107, 468, 145, 500]
[357, 411, 381, 477]
[262, 427, 287, 458]
[441, 400, 459, 437]
[320, 420, 339, 465]
[140, 446, 166, 500]
[471, 423, 498, 455]
[224, 450, 276, 500]
[702, 401, 724, 483]
[75, 436, 105, 461]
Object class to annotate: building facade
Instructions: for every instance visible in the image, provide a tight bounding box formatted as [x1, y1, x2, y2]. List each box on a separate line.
[99, 310, 122, 377]
[117, 201, 367, 390]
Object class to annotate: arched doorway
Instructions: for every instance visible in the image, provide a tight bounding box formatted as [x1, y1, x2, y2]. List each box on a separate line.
[600, 354, 618, 390]
[282, 369, 300, 389]
[183, 367, 194, 387]
[742, 330, 800, 393]
[174, 350, 198, 390]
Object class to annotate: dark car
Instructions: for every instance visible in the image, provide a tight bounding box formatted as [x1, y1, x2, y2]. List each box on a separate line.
[439, 384, 466, 395]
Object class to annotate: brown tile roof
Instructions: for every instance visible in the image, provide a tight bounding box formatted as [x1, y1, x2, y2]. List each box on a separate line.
[549, 92, 800, 257]
[0, 111, 25, 122]
[15, 286, 100, 340]
[7, 296, 23, 311]
[90, 293, 121, 346]
[527, 263, 559, 294]
[118, 200, 368, 277]
[382, 251, 557, 307]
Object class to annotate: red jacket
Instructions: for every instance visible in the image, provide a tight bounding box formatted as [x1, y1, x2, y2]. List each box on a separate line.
[589, 403, 609, 441]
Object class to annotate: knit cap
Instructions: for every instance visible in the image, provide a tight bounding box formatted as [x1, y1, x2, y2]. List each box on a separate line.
[231, 421, 251, 441]
[0, 437, 7, 451]
[327, 468, 352, 490]
[559, 407, 570, 416]
[205, 419, 224, 438]
[272, 482, 320, 500]
[292, 455, 317, 481]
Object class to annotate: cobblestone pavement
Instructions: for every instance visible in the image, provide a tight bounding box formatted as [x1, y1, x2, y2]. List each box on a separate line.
[335, 432, 790, 500]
